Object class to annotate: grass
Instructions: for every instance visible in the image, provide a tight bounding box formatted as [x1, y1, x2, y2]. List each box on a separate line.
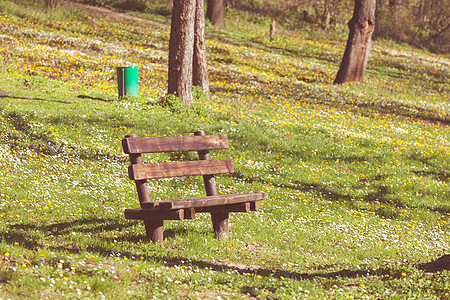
[0, 0, 449, 298]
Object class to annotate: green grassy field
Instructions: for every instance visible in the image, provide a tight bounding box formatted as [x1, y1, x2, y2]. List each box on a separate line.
[0, 0, 449, 298]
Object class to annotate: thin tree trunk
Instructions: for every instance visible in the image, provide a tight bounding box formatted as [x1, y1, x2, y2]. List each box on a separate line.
[207, 0, 226, 30]
[334, 0, 376, 84]
[168, 0, 196, 105]
[193, 0, 210, 99]
[270, 19, 276, 40]
[323, 0, 331, 31]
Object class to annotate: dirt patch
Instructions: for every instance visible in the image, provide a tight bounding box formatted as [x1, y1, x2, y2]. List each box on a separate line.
[65, 1, 169, 28]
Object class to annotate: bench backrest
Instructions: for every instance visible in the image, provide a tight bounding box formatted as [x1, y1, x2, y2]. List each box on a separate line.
[122, 131, 232, 203]
[122, 133, 233, 181]
[122, 135, 229, 154]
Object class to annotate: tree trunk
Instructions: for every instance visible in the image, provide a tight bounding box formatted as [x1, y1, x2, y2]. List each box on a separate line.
[323, 0, 331, 31]
[193, 0, 210, 99]
[207, 0, 226, 30]
[334, 0, 376, 84]
[168, 0, 196, 105]
[269, 19, 276, 40]
[45, 0, 59, 9]
[374, 0, 383, 34]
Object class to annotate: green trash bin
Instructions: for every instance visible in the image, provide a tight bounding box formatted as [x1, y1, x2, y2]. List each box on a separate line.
[117, 66, 139, 98]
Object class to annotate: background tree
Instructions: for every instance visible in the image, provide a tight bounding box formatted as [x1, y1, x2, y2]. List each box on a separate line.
[45, 0, 61, 9]
[375, 0, 449, 52]
[123, 0, 445, 52]
[193, 0, 210, 99]
[207, 0, 226, 30]
[322, 0, 331, 31]
[168, 0, 195, 105]
[168, 0, 210, 105]
[334, 0, 376, 84]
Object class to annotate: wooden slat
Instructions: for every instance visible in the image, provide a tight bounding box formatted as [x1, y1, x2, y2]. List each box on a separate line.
[128, 159, 234, 180]
[140, 198, 261, 211]
[196, 202, 251, 213]
[250, 201, 260, 211]
[124, 208, 185, 220]
[183, 207, 196, 219]
[140, 193, 267, 210]
[122, 135, 229, 154]
[139, 201, 160, 209]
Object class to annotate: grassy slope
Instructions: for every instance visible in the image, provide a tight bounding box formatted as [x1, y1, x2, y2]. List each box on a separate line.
[0, 0, 449, 298]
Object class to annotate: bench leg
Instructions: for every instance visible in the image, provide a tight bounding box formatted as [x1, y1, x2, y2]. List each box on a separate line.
[144, 220, 164, 245]
[211, 212, 229, 240]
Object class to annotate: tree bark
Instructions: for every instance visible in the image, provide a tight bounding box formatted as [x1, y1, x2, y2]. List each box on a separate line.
[269, 19, 276, 40]
[323, 0, 331, 31]
[334, 0, 376, 84]
[207, 0, 226, 30]
[193, 0, 210, 99]
[168, 0, 196, 105]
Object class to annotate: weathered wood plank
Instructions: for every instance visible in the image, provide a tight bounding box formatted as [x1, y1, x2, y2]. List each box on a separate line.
[196, 202, 250, 213]
[184, 207, 196, 219]
[122, 135, 229, 154]
[124, 208, 185, 220]
[139, 193, 267, 210]
[139, 201, 160, 209]
[128, 159, 234, 180]
[250, 201, 260, 211]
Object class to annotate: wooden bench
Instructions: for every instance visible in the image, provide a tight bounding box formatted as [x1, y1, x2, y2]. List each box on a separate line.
[122, 130, 268, 245]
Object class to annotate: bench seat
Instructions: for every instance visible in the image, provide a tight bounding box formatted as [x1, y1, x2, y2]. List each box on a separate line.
[137, 193, 267, 209]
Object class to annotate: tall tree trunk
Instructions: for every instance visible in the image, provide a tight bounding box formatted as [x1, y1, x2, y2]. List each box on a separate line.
[323, 0, 331, 31]
[334, 0, 376, 84]
[45, 0, 59, 9]
[374, 0, 383, 35]
[168, 0, 196, 105]
[193, 0, 210, 99]
[207, 0, 226, 30]
[269, 19, 276, 40]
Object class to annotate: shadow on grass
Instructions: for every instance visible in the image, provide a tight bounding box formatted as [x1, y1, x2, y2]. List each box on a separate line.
[230, 171, 384, 205]
[11, 217, 130, 235]
[4, 216, 449, 286]
[8, 217, 212, 250]
[77, 95, 112, 102]
[208, 33, 340, 67]
[411, 153, 450, 183]
[228, 172, 450, 217]
[163, 228, 211, 239]
[302, 93, 450, 125]
[412, 171, 449, 183]
[8, 218, 133, 252]
[419, 255, 450, 273]
[0, 221, 401, 282]
[4, 111, 133, 162]
[0, 94, 71, 104]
